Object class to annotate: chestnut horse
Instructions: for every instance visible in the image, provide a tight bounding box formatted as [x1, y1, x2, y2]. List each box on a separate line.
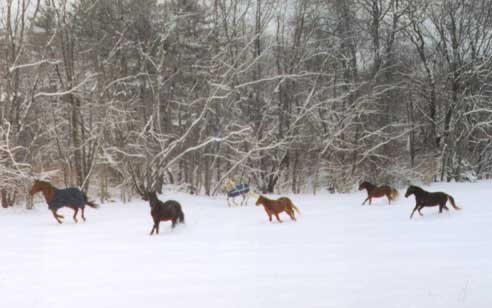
[255, 195, 300, 223]
[141, 191, 185, 235]
[30, 180, 98, 224]
[359, 181, 398, 205]
[405, 185, 461, 219]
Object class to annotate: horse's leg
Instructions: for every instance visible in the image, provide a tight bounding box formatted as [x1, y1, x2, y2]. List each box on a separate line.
[274, 213, 283, 223]
[150, 224, 156, 235]
[369, 197, 372, 205]
[81, 208, 86, 222]
[387, 194, 391, 205]
[439, 202, 449, 213]
[409, 204, 419, 219]
[361, 197, 369, 205]
[51, 209, 63, 224]
[171, 218, 177, 228]
[72, 206, 79, 223]
[417, 205, 424, 216]
[288, 209, 296, 221]
[156, 221, 160, 234]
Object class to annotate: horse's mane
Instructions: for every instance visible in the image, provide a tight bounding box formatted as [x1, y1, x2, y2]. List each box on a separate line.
[33, 180, 56, 190]
[409, 185, 424, 191]
[35, 180, 51, 186]
[258, 195, 273, 202]
[360, 181, 376, 189]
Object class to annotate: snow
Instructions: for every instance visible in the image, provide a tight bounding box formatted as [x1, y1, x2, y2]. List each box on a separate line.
[1, 181, 492, 308]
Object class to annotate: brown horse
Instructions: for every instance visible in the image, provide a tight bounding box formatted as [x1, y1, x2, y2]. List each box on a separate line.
[141, 191, 185, 235]
[359, 181, 398, 205]
[255, 195, 300, 223]
[30, 180, 98, 224]
[405, 185, 461, 219]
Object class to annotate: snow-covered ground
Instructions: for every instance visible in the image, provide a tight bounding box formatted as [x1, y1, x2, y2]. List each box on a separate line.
[1, 181, 491, 308]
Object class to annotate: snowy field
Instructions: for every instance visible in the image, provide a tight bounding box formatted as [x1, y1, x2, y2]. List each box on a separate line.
[1, 181, 491, 308]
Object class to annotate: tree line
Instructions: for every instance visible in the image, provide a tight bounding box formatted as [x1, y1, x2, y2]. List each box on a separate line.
[1, 0, 492, 207]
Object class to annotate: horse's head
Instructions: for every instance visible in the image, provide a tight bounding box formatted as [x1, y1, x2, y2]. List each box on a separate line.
[140, 190, 156, 201]
[30, 180, 48, 196]
[140, 191, 149, 201]
[222, 179, 235, 191]
[404, 186, 417, 198]
[358, 181, 370, 190]
[255, 195, 264, 206]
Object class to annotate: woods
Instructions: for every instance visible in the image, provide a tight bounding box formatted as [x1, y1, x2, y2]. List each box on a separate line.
[1, 0, 492, 205]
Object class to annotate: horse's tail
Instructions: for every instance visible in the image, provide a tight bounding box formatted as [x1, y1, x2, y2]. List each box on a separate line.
[83, 192, 99, 208]
[447, 195, 461, 210]
[288, 199, 300, 214]
[178, 208, 185, 224]
[390, 188, 399, 201]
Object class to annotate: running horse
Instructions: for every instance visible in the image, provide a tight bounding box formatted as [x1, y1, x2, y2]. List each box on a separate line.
[140, 191, 185, 235]
[223, 179, 250, 207]
[255, 195, 300, 223]
[30, 180, 99, 224]
[359, 181, 399, 205]
[405, 185, 461, 219]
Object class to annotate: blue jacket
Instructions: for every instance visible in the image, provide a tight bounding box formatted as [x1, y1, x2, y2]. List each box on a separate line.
[227, 184, 250, 197]
[48, 188, 86, 210]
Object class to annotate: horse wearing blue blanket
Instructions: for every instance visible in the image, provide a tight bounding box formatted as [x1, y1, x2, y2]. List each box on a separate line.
[223, 179, 250, 207]
[30, 180, 99, 224]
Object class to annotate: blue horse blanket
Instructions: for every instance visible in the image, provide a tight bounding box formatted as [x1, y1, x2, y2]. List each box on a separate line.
[48, 188, 86, 210]
[227, 183, 250, 198]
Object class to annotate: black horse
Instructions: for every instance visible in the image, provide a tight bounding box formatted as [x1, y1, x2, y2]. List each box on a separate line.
[404, 185, 461, 219]
[141, 191, 185, 235]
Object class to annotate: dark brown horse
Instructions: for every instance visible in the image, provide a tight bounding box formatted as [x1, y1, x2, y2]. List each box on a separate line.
[255, 195, 300, 223]
[141, 191, 185, 235]
[30, 180, 98, 224]
[404, 185, 461, 219]
[359, 181, 398, 205]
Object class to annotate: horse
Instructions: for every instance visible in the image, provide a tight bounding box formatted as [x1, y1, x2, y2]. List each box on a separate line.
[222, 179, 250, 207]
[359, 181, 399, 205]
[141, 191, 185, 235]
[255, 195, 300, 223]
[404, 185, 461, 219]
[30, 180, 99, 224]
